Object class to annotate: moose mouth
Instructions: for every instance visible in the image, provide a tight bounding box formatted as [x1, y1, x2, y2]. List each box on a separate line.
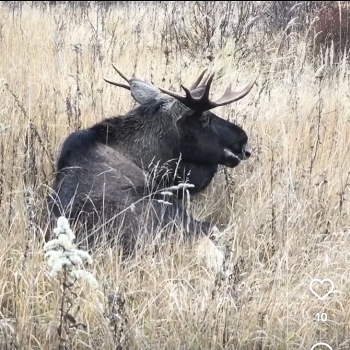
[223, 147, 251, 168]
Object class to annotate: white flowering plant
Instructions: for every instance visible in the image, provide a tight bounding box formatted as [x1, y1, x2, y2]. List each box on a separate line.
[44, 216, 99, 348]
[44, 216, 98, 288]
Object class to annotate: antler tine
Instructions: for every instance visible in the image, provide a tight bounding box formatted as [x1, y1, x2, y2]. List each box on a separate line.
[181, 73, 215, 98]
[159, 72, 216, 112]
[103, 65, 132, 91]
[200, 73, 215, 100]
[159, 71, 256, 113]
[190, 69, 208, 90]
[158, 86, 189, 104]
[111, 64, 130, 83]
[210, 77, 257, 107]
[198, 70, 213, 87]
[103, 78, 130, 90]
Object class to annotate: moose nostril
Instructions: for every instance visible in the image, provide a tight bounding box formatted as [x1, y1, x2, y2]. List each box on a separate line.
[242, 143, 252, 158]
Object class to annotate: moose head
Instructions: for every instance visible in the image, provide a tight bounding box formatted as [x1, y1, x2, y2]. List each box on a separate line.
[104, 65, 255, 177]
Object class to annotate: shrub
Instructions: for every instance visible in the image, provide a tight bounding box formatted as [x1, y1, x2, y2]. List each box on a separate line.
[311, 1, 350, 59]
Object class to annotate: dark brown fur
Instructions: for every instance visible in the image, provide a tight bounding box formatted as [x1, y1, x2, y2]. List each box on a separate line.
[47, 70, 255, 257]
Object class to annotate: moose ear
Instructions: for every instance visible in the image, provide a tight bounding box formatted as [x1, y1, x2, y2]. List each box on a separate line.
[103, 65, 162, 105]
[128, 79, 161, 105]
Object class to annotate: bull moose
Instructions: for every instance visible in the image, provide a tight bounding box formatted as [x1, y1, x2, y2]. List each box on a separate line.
[47, 65, 256, 257]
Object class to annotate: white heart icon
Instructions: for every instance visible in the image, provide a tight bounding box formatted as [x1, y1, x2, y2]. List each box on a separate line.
[310, 342, 333, 350]
[309, 279, 334, 300]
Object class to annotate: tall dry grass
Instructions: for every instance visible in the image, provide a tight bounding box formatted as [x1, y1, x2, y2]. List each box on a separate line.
[0, 2, 350, 349]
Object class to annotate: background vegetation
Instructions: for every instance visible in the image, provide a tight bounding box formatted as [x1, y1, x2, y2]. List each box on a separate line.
[0, 1, 350, 349]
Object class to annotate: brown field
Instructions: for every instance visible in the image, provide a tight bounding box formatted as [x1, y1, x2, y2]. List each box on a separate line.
[0, 2, 350, 349]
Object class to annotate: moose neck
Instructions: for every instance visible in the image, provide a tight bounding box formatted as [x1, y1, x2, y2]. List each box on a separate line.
[91, 100, 181, 171]
[89, 99, 219, 196]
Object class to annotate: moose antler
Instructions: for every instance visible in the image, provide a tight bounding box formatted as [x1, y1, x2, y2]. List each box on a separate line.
[104, 65, 161, 105]
[103, 64, 132, 90]
[159, 71, 256, 113]
[189, 69, 209, 90]
[104, 65, 256, 113]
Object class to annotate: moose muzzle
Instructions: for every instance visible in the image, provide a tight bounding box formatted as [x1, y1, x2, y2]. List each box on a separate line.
[242, 143, 252, 159]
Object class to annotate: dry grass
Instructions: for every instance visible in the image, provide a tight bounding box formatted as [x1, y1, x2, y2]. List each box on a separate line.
[0, 2, 350, 349]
